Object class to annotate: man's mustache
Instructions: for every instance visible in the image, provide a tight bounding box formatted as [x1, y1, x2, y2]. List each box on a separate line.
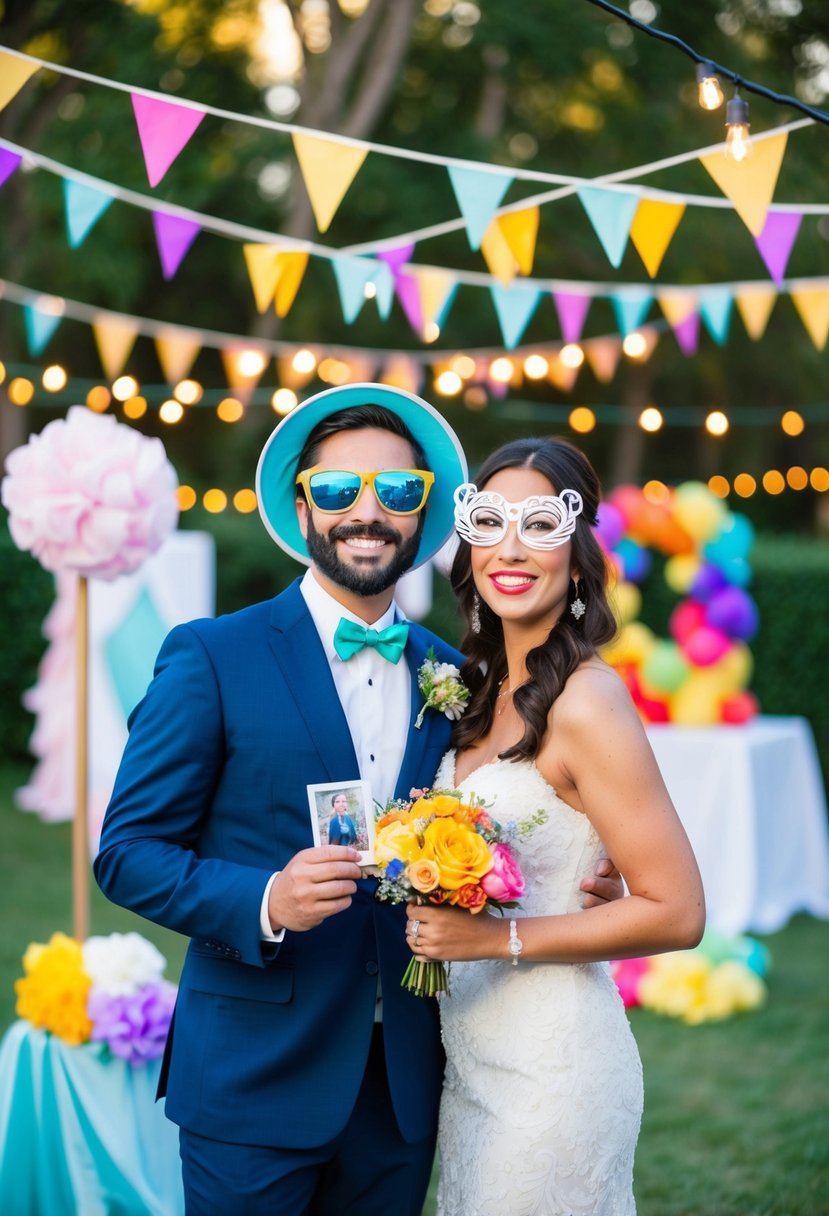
[328, 522, 402, 546]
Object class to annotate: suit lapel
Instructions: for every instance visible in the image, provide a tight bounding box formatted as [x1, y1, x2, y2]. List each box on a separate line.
[266, 581, 359, 781]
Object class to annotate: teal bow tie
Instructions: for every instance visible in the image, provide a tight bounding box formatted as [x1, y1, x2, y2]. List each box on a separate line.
[333, 618, 409, 664]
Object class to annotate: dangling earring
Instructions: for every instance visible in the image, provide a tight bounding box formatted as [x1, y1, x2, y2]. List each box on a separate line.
[569, 578, 586, 621]
[470, 591, 481, 634]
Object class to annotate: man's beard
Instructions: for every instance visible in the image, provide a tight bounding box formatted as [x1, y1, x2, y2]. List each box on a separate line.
[305, 515, 423, 597]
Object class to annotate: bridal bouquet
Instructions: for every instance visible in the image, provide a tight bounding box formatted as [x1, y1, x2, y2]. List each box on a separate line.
[374, 789, 542, 997]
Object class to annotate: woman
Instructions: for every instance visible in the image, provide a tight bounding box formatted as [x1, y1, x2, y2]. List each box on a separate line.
[407, 437, 705, 1216]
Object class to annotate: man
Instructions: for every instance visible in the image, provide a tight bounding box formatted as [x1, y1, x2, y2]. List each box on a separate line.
[95, 383, 619, 1216]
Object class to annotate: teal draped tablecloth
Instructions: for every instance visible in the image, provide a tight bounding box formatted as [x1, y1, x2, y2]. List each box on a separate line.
[0, 1020, 184, 1216]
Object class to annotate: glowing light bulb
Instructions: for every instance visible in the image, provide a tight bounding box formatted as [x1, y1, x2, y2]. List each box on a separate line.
[725, 91, 751, 162]
[696, 62, 724, 111]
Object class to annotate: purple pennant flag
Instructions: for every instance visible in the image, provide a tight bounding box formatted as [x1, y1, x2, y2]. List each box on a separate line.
[552, 292, 591, 344]
[0, 147, 22, 189]
[394, 271, 423, 336]
[376, 242, 415, 279]
[754, 211, 802, 285]
[151, 211, 202, 279]
[673, 310, 700, 356]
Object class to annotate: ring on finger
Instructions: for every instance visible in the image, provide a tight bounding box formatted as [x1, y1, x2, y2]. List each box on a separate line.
[410, 919, 421, 943]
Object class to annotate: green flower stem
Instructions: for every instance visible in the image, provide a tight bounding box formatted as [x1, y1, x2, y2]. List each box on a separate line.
[401, 955, 450, 997]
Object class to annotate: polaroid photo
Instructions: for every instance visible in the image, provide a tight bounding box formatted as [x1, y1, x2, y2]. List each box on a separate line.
[307, 779, 376, 866]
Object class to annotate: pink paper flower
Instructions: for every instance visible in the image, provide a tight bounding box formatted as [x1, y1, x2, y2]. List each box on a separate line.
[1, 405, 178, 580]
[480, 842, 524, 902]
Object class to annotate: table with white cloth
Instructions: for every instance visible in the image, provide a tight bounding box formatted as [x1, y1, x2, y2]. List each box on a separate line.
[646, 715, 829, 937]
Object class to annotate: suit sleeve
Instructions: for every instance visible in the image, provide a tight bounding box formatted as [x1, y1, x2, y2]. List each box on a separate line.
[94, 623, 275, 967]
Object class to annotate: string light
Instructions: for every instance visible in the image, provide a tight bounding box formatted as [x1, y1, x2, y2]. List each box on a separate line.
[811, 468, 829, 491]
[489, 357, 514, 384]
[177, 485, 197, 510]
[786, 466, 809, 490]
[725, 89, 752, 162]
[560, 343, 585, 369]
[523, 354, 550, 379]
[781, 409, 805, 436]
[762, 469, 785, 495]
[638, 406, 663, 432]
[569, 406, 596, 434]
[86, 385, 111, 412]
[123, 395, 148, 419]
[217, 397, 244, 423]
[112, 375, 139, 401]
[174, 379, 203, 405]
[708, 475, 730, 498]
[9, 377, 34, 405]
[42, 365, 67, 392]
[733, 474, 757, 498]
[434, 370, 463, 396]
[159, 399, 184, 424]
[705, 410, 729, 436]
[272, 387, 298, 414]
[696, 61, 724, 111]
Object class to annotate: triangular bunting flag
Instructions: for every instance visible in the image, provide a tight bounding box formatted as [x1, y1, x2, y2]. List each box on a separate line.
[370, 260, 394, 319]
[699, 132, 788, 237]
[221, 346, 269, 400]
[584, 337, 622, 383]
[447, 164, 513, 251]
[394, 272, 424, 337]
[552, 292, 591, 344]
[131, 93, 205, 188]
[379, 355, 423, 395]
[23, 301, 63, 356]
[332, 256, 379, 324]
[0, 147, 22, 189]
[490, 282, 542, 349]
[155, 330, 202, 384]
[790, 287, 829, 350]
[244, 243, 282, 313]
[151, 211, 201, 280]
[630, 198, 686, 278]
[481, 219, 520, 285]
[658, 290, 698, 328]
[577, 187, 640, 268]
[292, 132, 367, 234]
[375, 242, 415, 278]
[273, 251, 309, 318]
[496, 206, 540, 276]
[413, 268, 458, 336]
[0, 51, 39, 112]
[698, 286, 734, 345]
[735, 286, 777, 340]
[92, 316, 139, 381]
[62, 179, 115, 248]
[547, 357, 580, 393]
[674, 311, 700, 356]
[754, 210, 802, 284]
[611, 287, 653, 336]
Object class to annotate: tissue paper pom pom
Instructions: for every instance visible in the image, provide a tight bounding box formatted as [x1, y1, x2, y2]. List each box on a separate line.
[1, 406, 178, 581]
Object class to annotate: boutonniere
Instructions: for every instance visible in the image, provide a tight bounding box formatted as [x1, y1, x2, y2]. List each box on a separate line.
[414, 647, 470, 730]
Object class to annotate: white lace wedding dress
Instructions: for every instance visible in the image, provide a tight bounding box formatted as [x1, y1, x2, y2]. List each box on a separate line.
[433, 750, 644, 1216]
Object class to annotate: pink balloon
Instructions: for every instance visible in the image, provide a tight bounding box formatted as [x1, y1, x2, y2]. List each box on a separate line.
[669, 599, 707, 645]
[682, 625, 732, 667]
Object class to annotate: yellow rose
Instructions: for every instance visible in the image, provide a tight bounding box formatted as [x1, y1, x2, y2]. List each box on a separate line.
[408, 797, 434, 820]
[421, 818, 493, 890]
[374, 820, 422, 865]
[408, 858, 441, 894]
[430, 794, 462, 818]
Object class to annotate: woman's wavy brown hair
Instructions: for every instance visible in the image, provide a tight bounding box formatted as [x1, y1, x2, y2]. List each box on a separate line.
[451, 436, 617, 762]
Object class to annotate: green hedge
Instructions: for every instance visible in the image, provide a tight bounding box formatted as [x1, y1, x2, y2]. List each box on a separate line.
[2, 514, 827, 788]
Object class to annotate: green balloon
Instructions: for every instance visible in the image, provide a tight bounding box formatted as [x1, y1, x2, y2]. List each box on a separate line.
[641, 640, 690, 694]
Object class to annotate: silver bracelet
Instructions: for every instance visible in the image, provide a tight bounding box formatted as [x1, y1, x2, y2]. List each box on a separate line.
[508, 918, 523, 966]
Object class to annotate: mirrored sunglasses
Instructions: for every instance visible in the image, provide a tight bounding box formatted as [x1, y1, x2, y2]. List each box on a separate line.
[453, 483, 583, 550]
[296, 466, 435, 516]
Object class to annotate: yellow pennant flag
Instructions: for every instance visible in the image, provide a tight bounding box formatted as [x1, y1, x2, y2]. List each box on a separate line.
[221, 347, 269, 402]
[584, 337, 622, 383]
[630, 199, 686, 278]
[497, 206, 540, 276]
[412, 268, 456, 337]
[243, 245, 309, 316]
[0, 51, 39, 112]
[380, 356, 423, 395]
[547, 357, 580, 393]
[790, 287, 829, 350]
[699, 132, 788, 237]
[155, 330, 201, 385]
[92, 317, 139, 381]
[657, 290, 698, 327]
[292, 133, 367, 233]
[735, 286, 777, 340]
[273, 251, 309, 318]
[480, 219, 518, 285]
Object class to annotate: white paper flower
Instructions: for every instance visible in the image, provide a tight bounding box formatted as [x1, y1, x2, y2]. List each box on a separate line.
[82, 932, 167, 997]
[1, 405, 178, 580]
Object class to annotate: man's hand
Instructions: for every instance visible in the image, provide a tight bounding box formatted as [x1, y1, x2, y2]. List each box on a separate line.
[580, 858, 624, 909]
[268, 846, 363, 933]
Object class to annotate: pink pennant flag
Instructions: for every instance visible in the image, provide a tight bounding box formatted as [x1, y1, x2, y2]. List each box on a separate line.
[0, 147, 22, 189]
[131, 93, 206, 188]
[376, 242, 416, 280]
[394, 272, 423, 336]
[152, 211, 202, 279]
[673, 311, 700, 356]
[753, 211, 802, 284]
[552, 292, 591, 344]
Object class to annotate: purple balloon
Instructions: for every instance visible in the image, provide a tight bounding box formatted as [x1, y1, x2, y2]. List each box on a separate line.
[596, 501, 625, 549]
[690, 563, 728, 604]
[706, 586, 759, 641]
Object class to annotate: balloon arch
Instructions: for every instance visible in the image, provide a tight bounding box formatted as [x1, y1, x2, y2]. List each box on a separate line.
[597, 481, 760, 726]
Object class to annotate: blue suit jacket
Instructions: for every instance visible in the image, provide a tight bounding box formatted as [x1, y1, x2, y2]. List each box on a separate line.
[94, 579, 463, 1149]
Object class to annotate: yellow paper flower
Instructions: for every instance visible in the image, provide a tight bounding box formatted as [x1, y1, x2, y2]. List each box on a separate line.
[14, 932, 93, 1045]
[421, 817, 493, 890]
[408, 858, 441, 894]
[374, 820, 422, 865]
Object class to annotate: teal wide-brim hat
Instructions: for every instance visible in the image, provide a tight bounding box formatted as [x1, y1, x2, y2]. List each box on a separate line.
[256, 382, 468, 568]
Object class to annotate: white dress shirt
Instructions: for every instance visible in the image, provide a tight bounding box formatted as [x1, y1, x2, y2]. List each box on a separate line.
[260, 569, 411, 939]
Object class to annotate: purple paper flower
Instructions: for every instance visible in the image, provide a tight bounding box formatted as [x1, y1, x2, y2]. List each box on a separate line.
[88, 980, 177, 1066]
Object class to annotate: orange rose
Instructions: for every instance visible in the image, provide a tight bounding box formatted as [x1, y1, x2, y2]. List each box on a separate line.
[421, 818, 493, 890]
[376, 809, 410, 830]
[408, 858, 441, 894]
[452, 883, 488, 913]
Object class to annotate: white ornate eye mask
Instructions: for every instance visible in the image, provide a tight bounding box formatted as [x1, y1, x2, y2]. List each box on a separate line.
[453, 483, 583, 550]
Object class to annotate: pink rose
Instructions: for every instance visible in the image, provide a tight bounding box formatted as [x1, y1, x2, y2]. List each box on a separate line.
[480, 843, 524, 902]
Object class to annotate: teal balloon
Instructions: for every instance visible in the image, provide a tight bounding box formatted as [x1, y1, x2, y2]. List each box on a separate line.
[641, 640, 690, 694]
[704, 513, 754, 565]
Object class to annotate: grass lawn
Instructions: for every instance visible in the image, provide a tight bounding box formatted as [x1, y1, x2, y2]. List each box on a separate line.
[2, 762, 827, 1215]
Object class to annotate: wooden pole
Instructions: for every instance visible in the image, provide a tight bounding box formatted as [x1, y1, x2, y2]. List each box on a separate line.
[73, 574, 89, 942]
